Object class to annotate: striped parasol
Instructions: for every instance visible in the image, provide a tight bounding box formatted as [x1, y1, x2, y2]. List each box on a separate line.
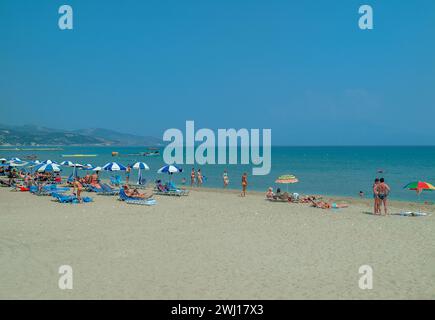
[275, 174, 298, 192]
[36, 163, 62, 173]
[102, 162, 127, 171]
[404, 181, 435, 193]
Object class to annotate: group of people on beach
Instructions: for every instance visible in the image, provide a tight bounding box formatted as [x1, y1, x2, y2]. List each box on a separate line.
[189, 168, 204, 187]
[186, 168, 248, 197]
[372, 178, 391, 215]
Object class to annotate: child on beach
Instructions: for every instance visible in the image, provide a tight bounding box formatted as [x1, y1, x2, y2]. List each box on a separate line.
[241, 173, 248, 197]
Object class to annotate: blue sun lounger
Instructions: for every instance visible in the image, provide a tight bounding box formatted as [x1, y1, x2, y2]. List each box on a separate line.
[118, 189, 156, 206]
[51, 192, 93, 204]
[90, 184, 117, 196]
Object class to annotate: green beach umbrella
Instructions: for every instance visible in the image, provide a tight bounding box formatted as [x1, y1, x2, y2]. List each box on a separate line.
[275, 174, 299, 192]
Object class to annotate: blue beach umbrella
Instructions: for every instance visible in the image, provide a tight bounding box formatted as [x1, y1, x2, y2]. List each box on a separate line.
[157, 164, 182, 182]
[42, 159, 58, 165]
[102, 162, 127, 171]
[60, 160, 74, 166]
[27, 160, 41, 173]
[132, 162, 150, 185]
[8, 158, 28, 167]
[157, 164, 182, 174]
[36, 163, 62, 173]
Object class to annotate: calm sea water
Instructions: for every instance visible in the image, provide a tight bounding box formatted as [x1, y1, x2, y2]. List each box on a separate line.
[1, 146, 434, 202]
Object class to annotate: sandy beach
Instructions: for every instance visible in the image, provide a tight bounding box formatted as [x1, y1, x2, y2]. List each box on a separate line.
[0, 186, 434, 300]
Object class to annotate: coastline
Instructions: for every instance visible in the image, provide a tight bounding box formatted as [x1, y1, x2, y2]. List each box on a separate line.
[0, 185, 434, 299]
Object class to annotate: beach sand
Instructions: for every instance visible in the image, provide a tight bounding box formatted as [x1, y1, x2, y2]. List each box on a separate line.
[0, 186, 434, 299]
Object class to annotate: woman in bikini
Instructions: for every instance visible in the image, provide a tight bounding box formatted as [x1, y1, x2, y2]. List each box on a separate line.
[73, 177, 83, 202]
[241, 173, 248, 197]
[190, 168, 195, 187]
[197, 169, 203, 187]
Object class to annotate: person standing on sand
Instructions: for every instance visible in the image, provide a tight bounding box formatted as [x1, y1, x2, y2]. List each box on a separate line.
[373, 178, 380, 215]
[197, 169, 203, 187]
[241, 172, 248, 197]
[223, 170, 229, 188]
[73, 176, 83, 203]
[125, 165, 131, 184]
[190, 168, 195, 187]
[377, 178, 390, 215]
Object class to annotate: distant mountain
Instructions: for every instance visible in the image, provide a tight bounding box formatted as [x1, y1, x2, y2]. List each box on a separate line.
[74, 128, 162, 146]
[0, 124, 162, 146]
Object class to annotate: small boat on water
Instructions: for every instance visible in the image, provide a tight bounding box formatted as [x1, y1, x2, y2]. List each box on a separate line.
[142, 150, 160, 156]
[62, 154, 98, 157]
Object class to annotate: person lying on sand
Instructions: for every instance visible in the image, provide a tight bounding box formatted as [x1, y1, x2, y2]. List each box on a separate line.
[123, 185, 153, 199]
[309, 199, 348, 209]
[266, 187, 274, 199]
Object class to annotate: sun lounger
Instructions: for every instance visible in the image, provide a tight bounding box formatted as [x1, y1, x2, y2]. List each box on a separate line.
[110, 175, 123, 186]
[166, 181, 189, 195]
[0, 179, 12, 187]
[153, 183, 186, 196]
[90, 184, 118, 195]
[51, 192, 93, 203]
[118, 189, 156, 205]
[101, 183, 119, 194]
[51, 192, 78, 203]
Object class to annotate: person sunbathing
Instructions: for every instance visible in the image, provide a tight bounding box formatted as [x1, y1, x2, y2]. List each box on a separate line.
[271, 188, 291, 201]
[309, 199, 348, 209]
[266, 187, 274, 199]
[123, 185, 152, 199]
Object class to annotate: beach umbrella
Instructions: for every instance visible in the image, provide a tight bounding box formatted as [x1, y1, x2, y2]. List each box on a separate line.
[132, 162, 150, 185]
[0, 158, 6, 163]
[60, 160, 74, 166]
[9, 157, 22, 162]
[132, 162, 150, 170]
[275, 174, 299, 192]
[42, 159, 58, 164]
[92, 166, 102, 172]
[83, 163, 93, 169]
[36, 163, 61, 173]
[404, 181, 435, 213]
[157, 164, 182, 174]
[403, 181, 435, 193]
[71, 163, 84, 177]
[102, 162, 127, 171]
[8, 159, 28, 167]
[27, 160, 41, 173]
[157, 164, 182, 182]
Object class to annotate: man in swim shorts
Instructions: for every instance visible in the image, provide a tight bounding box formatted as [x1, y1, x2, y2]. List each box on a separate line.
[376, 178, 391, 215]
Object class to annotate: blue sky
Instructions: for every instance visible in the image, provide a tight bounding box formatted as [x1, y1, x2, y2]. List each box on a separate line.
[0, 0, 434, 145]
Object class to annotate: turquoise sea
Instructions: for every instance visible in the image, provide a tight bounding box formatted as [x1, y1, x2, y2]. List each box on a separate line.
[1, 146, 434, 202]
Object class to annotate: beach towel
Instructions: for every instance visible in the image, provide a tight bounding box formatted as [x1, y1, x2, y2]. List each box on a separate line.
[395, 211, 430, 217]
